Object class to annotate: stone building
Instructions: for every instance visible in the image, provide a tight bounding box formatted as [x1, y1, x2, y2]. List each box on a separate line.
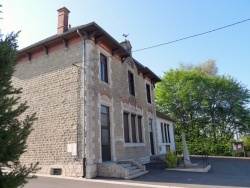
[14, 7, 174, 179]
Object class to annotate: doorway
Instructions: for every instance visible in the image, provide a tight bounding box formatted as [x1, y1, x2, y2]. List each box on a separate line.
[101, 105, 111, 161]
[149, 118, 155, 155]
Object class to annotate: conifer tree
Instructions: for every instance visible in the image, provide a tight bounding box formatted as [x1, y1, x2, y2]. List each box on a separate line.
[0, 32, 39, 188]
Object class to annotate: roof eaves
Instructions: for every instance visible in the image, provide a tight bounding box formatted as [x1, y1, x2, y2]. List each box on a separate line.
[18, 22, 131, 59]
[132, 58, 161, 82]
[17, 22, 160, 82]
[18, 22, 96, 53]
[156, 111, 176, 122]
[145, 67, 162, 82]
[90, 22, 129, 57]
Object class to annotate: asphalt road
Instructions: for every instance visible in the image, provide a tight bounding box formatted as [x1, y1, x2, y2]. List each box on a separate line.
[24, 157, 250, 188]
[23, 177, 147, 188]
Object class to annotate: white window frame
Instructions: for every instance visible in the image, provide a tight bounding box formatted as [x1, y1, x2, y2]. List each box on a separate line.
[123, 111, 145, 146]
[161, 123, 171, 144]
[98, 48, 112, 87]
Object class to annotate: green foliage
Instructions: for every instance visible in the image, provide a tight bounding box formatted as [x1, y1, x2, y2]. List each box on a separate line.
[176, 141, 232, 156]
[0, 32, 39, 188]
[156, 60, 250, 156]
[243, 135, 250, 151]
[179, 59, 218, 76]
[209, 143, 232, 156]
[165, 151, 178, 168]
[176, 155, 181, 165]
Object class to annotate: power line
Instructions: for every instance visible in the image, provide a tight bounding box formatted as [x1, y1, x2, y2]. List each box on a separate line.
[83, 18, 250, 62]
[132, 18, 250, 52]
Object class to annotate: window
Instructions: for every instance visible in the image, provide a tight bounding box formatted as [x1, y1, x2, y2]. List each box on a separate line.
[101, 106, 109, 127]
[128, 71, 135, 95]
[51, 168, 62, 175]
[146, 84, 151, 103]
[100, 54, 108, 83]
[138, 116, 143, 143]
[131, 114, 136, 143]
[123, 112, 143, 143]
[167, 124, 171, 143]
[123, 113, 130, 143]
[148, 119, 153, 132]
[101, 105, 111, 161]
[161, 123, 171, 143]
[148, 118, 155, 155]
[161, 123, 164, 143]
[101, 106, 110, 146]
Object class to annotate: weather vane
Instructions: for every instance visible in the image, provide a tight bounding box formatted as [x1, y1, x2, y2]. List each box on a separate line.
[123, 34, 129, 39]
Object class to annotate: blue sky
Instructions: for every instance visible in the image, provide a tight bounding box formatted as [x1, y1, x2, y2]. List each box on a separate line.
[1, 0, 250, 91]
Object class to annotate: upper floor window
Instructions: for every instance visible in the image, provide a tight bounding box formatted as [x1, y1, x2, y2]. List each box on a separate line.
[146, 84, 151, 103]
[161, 123, 171, 143]
[128, 71, 135, 95]
[100, 54, 108, 83]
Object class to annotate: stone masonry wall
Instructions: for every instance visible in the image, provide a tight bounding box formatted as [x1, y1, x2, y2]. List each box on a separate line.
[13, 37, 158, 179]
[84, 40, 158, 178]
[13, 42, 84, 177]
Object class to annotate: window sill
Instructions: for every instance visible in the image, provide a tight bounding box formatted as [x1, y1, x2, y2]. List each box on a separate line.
[99, 80, 112, 88]
[100, 80, 109, 85]
[124, 143, 146, 147]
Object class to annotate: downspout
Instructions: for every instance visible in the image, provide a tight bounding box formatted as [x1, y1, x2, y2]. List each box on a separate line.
[77, 29, 86, 178]
[152, 84, 158, 155]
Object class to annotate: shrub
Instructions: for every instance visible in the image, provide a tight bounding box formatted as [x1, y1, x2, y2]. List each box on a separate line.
[243, 136, 250, 151]
[209, 143, 232, 156]
[165, 151, 178, 168]
[176, 141, 235, 156]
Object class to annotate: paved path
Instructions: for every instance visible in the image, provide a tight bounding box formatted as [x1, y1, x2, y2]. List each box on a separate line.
[124, 156, 250, 188]
[24, 157, 250, 188]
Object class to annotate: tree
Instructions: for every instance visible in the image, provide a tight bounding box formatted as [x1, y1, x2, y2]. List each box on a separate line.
[179, 59, 218, 75]
[155, 61, 250, 155]
[0, 32, 39, 188]
[202, 75, 250, 142]
[155, 69, 209, 139]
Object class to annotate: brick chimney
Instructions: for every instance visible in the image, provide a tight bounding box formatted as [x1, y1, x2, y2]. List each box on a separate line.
[57, 7, 70, 34]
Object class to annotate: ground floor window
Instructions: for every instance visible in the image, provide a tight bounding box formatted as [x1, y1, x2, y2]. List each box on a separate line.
[161, 123, 171, 143]
[123, 112, 144, 143]
[123, 113, 130, 142]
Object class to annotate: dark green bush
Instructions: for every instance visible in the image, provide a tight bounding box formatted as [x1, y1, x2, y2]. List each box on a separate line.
[209, 143, 231, 156]
[176, 142, 233, 156]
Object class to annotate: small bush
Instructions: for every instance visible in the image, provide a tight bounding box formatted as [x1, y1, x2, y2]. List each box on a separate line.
[165, 151, 178, 168]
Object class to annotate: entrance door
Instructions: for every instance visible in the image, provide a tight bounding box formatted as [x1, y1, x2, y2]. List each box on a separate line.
[101, 105, 111, 161]
[149, 119, 155, 155]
